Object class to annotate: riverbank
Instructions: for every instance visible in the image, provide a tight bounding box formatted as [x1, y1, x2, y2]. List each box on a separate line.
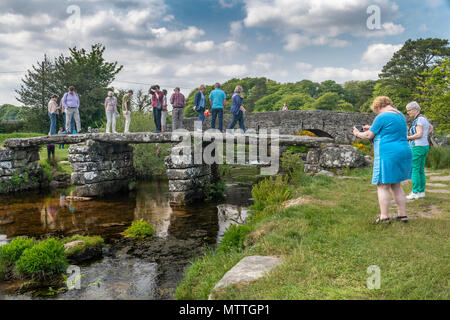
[175, 168, 450, 300]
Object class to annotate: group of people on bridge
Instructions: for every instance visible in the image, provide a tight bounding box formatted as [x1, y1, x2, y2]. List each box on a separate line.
[47, 83, 247, 138]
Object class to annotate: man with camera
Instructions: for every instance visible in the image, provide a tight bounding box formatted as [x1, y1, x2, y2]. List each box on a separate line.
[149, 85, 164, 133]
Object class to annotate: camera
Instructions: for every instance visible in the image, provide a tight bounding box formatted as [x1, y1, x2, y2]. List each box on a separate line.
[355, 125, 364, 132]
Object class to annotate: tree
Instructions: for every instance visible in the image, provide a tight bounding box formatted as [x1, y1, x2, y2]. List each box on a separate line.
[319, 80, 345, 97]
[416, 58, 450, 132]
[343, 80, 377, 111]
[134, 89, 151, 112]
[380, 38, 450, 102]
[55, 44, 123, 129]
[305, 92, 340, 110]
[15, 55, 59, 132]
[274, 93, 314, 111]
[295, 80, 321, 98]
[360, 80, 412, 113]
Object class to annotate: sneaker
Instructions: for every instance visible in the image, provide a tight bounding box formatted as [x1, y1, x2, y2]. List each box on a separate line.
[417, 192, 426, 199]
[406, 193, 419, 200]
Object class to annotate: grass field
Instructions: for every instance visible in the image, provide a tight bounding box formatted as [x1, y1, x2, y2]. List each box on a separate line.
[176, 167, 450, 300]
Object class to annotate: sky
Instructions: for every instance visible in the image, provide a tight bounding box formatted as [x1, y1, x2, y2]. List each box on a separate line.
[0, 0, 449, 105]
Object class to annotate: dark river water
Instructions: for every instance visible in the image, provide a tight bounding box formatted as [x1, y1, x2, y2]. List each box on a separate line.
[0, 167, 259, 300]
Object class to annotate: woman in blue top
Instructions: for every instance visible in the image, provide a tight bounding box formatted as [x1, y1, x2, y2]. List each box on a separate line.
[193, 85, 206, 131]
[227, 85, 247, 133]
[353, 96, 412, 224]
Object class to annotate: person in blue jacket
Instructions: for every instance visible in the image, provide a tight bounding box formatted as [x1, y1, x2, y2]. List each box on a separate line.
[227, 85, 246, 133]
[193, 85, 206, 131]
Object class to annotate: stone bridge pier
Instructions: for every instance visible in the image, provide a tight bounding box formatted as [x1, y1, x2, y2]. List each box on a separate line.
[68, 141, 135, 197]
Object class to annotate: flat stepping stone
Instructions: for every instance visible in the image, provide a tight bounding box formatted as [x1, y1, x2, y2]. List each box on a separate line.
[425, 173, 441, 176]
[426, 189, 450, 194]
[213, 256, 282, 291]
[430, 176, 450, 182]
[427, 183, 448, 188]
[337, 176, 364, 180]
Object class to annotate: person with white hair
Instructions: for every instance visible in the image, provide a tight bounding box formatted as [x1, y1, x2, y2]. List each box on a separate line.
[406, 101, 433, 200]
[105, 91, 118, 134]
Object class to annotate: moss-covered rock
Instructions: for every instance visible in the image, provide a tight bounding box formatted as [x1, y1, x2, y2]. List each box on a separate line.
[63, 235, 104, 264]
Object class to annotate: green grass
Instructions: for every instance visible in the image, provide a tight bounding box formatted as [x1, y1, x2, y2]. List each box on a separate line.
[175, 168, 450, 300]
[426, 146, 450, 170]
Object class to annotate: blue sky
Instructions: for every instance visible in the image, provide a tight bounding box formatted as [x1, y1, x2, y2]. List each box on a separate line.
[0, 0, 449, 104]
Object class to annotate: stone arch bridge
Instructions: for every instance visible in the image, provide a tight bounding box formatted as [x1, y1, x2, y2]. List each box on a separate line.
[0, 111, 372, 204]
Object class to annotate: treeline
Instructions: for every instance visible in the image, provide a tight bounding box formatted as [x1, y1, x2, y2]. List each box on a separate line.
[184, 78, 377, 118]
[0, 104, 22, 121]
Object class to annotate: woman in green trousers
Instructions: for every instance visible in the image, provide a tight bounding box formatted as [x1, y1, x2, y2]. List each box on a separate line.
[406, 102, 434, 200]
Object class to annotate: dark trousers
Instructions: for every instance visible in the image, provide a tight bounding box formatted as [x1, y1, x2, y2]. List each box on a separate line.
[153, 107, 162, 132]
[227, 111, 246, 133]
[196, 108, 205, 129]
[47, 145, 55, 159]
[211, 108, 224, 132]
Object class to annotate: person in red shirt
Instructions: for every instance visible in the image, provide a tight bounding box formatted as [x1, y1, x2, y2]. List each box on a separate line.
[170, 87, 186, 131]
[149, 85, 164, 133]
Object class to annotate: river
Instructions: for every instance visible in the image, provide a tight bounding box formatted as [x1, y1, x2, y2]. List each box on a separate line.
[0, 167, 259, 300]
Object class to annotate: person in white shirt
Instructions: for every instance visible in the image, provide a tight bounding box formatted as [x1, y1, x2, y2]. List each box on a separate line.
[105, 91, 118, 134]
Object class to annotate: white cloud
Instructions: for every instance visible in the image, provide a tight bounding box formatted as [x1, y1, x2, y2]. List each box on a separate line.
[284, 34, 350, 51]
[297, 42, 403, 83]
[243, 0, 404, 51]
[361, 43, 402, 67]
[175, 61, 248, 78]
[306, 66, 379, 82]
[252, 53, 280, 70]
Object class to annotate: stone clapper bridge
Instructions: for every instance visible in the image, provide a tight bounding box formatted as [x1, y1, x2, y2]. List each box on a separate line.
[1, 111, 374, 205]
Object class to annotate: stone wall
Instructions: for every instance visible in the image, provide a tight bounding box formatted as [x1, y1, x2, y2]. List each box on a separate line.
[183, 110, 376, 143]
[0, 147, 41, 193]
[304, 143, 369, 174]
[69, 141, 135, 197]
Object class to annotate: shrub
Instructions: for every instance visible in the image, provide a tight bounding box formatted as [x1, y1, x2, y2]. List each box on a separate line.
[252, 175, 291, 211]
[217, 225, 252, 253]
[123, 219, 156, 239]
[204, 181, 226, 201]
[426, 146, 450, 169]
[0, 237, 36, 266]
[15, 238, 68, 280]
[281, 150, 304, 183]
[296, 130, 317, 137]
